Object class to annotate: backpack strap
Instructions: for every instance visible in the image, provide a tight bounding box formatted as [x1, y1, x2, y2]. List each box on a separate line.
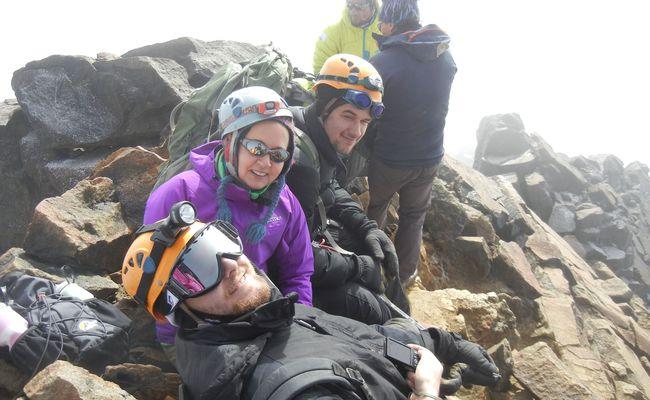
[251, 358, 371, 400]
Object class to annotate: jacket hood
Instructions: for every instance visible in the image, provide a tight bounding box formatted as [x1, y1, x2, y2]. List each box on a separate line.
[188, 140, 221, 184]
[373, 24, 451, 62]
[342, 0, 380, 28]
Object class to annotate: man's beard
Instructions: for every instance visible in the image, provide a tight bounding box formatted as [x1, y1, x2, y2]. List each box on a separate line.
[228, 273, 272, 316]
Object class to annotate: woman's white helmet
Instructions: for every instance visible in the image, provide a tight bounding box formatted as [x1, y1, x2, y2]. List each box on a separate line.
[215, 86, 295, 178]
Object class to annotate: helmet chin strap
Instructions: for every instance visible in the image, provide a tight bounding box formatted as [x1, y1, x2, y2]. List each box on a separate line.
[225, 130, 240, 179]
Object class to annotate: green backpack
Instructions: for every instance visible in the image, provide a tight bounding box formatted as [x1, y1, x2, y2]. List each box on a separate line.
[153, 46, 295, 190]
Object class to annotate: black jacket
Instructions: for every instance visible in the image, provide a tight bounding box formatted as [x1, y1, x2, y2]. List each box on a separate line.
[370, 24, 457, 168]
[286, 105, 379, 288]
[175, 291, 438, 400]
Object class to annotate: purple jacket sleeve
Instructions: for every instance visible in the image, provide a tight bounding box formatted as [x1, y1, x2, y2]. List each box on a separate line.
[271, 192, 314, 306]
[143, 176, 191, 225]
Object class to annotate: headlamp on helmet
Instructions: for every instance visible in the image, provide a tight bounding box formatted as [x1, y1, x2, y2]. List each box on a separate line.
[121, 202, 244, 320]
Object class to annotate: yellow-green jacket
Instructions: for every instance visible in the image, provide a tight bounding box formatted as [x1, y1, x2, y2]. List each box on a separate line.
[313, 0, 381, 74]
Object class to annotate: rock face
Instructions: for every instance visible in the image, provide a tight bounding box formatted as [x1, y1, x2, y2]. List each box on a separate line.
[122, 37, 262, 87]
[22, 177, 131, 272]
[2, 40, 650, 400]
[1, 38, 259, 255]
[474, 113, 650, 303]
[420, 148, 650, 398]
[23, 361, 136, 400]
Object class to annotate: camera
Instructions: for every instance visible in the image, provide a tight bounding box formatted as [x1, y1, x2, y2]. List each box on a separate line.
[384, 337, 419, 372]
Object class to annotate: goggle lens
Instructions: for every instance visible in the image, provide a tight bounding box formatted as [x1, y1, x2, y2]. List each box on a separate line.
[241, 138, 290, 163]
[342, 90, 384, 119]
[169, 222, 243, 298]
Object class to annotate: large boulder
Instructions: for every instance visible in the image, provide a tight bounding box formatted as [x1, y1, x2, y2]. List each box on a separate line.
[0, 99, 32, 253]
[409, 288, 519, 348]
[512, 342, 593, 399]
[22, 177, 131, 272]
[12, 54, 192, 151]
[23, 361, 136, 400]
[473, 113, 536, 176]
[122, 37, 262, 87]
[90, 146, 165, 229]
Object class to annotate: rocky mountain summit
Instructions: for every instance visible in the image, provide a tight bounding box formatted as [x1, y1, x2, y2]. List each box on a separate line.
[1, 38, 649, 399]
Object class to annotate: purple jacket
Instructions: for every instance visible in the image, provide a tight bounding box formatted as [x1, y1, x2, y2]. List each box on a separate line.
[143, 141, 313, 344]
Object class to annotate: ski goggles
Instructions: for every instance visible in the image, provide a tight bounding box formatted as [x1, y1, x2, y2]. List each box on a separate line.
[342, 89, 385, 119]
[347, 0, 371, 11]
[167, 220, 243, 299]
[241, 138, 291, 163]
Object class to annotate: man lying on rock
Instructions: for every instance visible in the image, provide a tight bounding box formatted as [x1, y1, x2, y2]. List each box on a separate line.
[121, 202, 500, 399]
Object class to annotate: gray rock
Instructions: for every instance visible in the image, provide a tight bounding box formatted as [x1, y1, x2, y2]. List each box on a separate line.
[530, 133, 588, 193]
[0, 100, 32, 253]
[590, 154, 626, 190]
[575, 205, 606, 229]
[473, 113, 537, 176]
[494, 240, 543, 298]
[487, 339, 514, 392]
[625, 162, 650, 194]
[571, 155, 605, 183]
[12, 54, 192, 151]
[23, 177, 131, 272]
[588, 182, 619, 211]
[23, 360, 136, 400]
[601, 276, 634, 303]
[42, 148, 114, 196]
[563, 235, 587, 259]
[600, 219, 632, 248]
[103, 363, 181, 400]
[522, 172, 554, 221]
[455, 236, 492, 278]
[548, 204, 576, 234]
[591, 261, 617, 280]
[601, 245, 630, 270]
[90, 146, 165, 229]
[122, 37, 262, 87]
[512, 342, 593, 399]
[583, 241, 608, 262]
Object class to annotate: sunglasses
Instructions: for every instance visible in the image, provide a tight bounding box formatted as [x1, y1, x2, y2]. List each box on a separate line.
[347, 0, 371, 10]
[168, 221, 243, 299]
[241, 138, 291, 163]
[342, 89, 385, 119]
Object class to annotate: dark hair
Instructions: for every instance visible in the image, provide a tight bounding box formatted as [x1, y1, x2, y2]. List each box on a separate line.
[392, 19, 422, 35]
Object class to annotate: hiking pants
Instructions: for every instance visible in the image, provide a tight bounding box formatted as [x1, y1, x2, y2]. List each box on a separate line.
[367, 157, 439, 283]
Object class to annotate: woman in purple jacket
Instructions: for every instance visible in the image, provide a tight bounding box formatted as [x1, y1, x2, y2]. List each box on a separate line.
[143, 87, 314, 357]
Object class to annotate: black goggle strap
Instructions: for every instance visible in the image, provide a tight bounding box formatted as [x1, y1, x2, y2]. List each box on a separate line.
[317, 74, 383, 93]
[134, 240, 165, 307]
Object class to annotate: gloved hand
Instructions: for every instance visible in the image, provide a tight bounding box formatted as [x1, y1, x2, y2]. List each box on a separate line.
[429, 328, 500, 387]
[350, 255, 384, 294]
[364, 228, 399, 280]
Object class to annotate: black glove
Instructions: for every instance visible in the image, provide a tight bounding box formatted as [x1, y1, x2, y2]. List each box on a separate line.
[430, 328, 500, 387]
[350, 255, 384, 294]
[364, 228, 399, 280]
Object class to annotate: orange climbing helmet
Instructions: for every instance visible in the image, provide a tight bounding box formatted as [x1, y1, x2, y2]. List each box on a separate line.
[314, 54, 384, 103]
[121, 202, 243, 320]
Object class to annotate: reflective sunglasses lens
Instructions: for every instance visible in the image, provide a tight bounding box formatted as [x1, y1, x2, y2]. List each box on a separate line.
[243, 139, 267, 157]
[269, 149, 290, 163]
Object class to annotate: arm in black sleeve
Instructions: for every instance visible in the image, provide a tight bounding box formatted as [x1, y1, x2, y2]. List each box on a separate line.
[286, 160, 321, 234]
[327, 179, 377, 235]
[311, 245, 358, 288]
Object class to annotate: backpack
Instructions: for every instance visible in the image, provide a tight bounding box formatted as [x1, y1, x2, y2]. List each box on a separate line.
[153, 46, 296, 190]
[0, 272, 132, 376]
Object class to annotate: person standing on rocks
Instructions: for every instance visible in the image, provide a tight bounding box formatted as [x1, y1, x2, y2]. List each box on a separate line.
[142, 86, 313, 364]
[367, 0, 457, 286]
[286, 54, 410, 324]
[313, 0, 381, 74]
[121, 211, 500, 399]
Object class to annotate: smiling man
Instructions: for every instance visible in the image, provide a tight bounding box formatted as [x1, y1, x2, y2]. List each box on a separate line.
[286, 54, 410, 326]
[121, 210, 500, 399]
[313, 0, 381, 74]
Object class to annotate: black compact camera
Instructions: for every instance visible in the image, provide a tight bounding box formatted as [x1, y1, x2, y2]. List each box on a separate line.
[384, 337, 420, 372]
